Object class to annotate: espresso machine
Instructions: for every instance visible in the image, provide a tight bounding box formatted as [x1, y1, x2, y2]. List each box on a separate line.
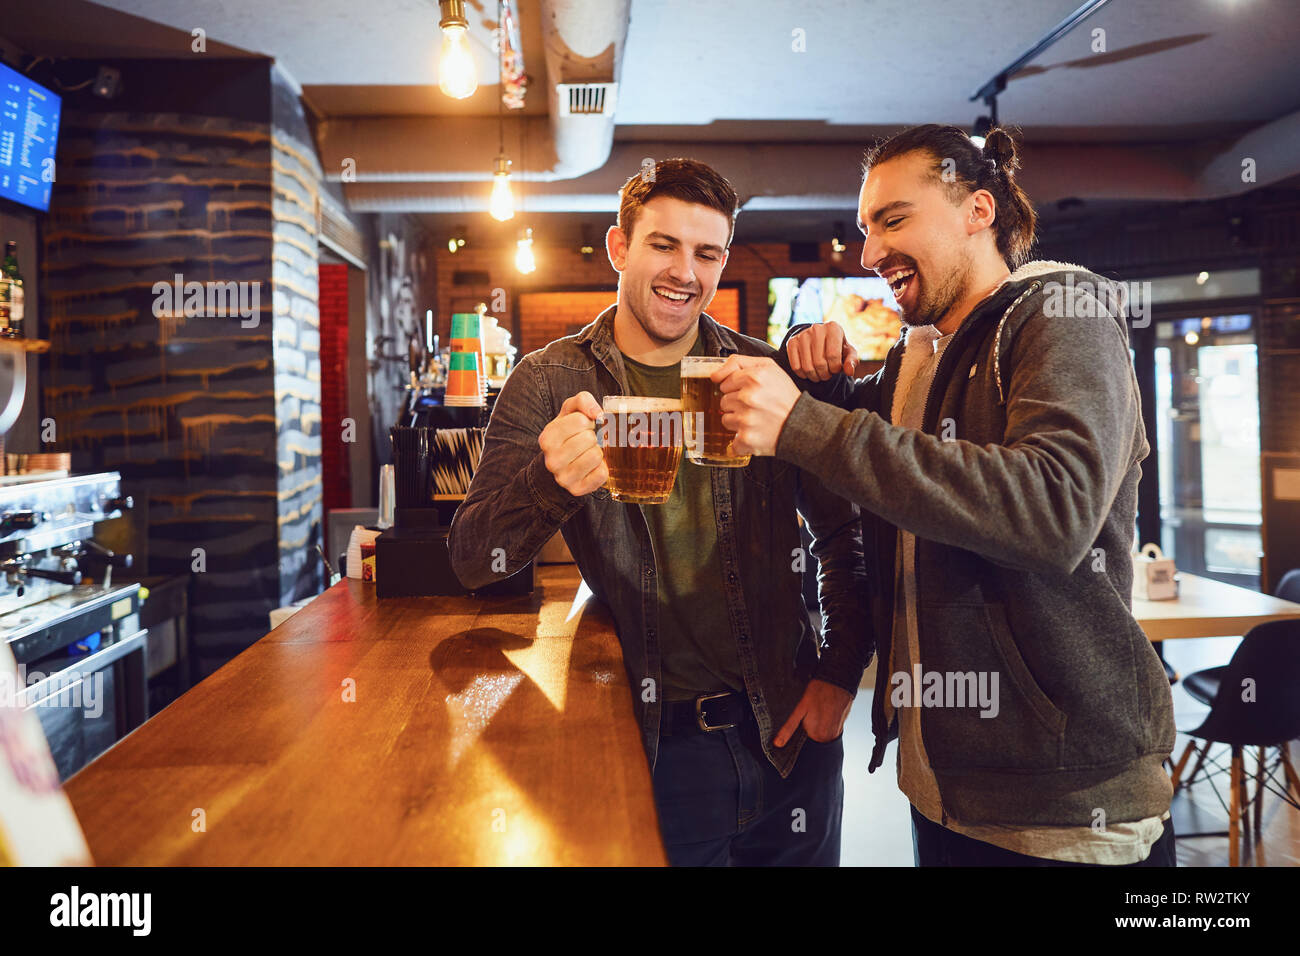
[0, 470, 145, 781]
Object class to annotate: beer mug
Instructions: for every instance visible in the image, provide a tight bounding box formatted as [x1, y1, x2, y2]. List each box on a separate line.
[679, 356, 751, 467]
[598, 396, 684, 505]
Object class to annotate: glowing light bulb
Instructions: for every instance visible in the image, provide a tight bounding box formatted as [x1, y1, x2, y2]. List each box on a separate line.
[438, 24, 477, 99]
[490, 163, 514, 222]
[515, 229, 536, 274]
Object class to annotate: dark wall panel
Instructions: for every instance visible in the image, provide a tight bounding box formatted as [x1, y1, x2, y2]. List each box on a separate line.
[40, 59, 323, 675]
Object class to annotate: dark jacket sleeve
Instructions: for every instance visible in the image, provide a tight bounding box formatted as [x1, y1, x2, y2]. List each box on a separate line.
[794, 468, 875, 695]
[448, 357, 586, 589]
[775, 325, 880, 693]
[774, 323, 876, 409]
[774, 296, 1142, 576]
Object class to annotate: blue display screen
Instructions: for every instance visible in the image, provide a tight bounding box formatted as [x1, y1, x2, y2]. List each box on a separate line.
[0, 61, 61, 212]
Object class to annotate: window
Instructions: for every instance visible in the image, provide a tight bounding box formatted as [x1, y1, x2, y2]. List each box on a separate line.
[1153, 315, 1261, 584]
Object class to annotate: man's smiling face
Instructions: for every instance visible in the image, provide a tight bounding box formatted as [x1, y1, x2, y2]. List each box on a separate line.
[857, 151, 979, 328]
[609, 196, 731, 345]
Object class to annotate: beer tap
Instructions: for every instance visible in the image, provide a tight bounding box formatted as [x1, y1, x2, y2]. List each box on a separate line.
[0, 510, 48, 534]
[66, 539, 133, 589]
[2, 554, 83, 595]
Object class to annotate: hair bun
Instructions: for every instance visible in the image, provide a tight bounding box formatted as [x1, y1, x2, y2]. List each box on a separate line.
[982, 128, 1020, 175]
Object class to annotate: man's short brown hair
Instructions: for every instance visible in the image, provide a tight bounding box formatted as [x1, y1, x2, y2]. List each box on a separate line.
[618, 158, 740, 247]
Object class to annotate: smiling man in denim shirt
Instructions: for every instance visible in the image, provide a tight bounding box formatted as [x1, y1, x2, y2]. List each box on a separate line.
[449, 159, 872, 866]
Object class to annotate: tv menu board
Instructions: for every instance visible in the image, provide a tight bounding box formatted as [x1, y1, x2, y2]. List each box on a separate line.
[0, 61, 61, 212]
[768, 277, 903, 360]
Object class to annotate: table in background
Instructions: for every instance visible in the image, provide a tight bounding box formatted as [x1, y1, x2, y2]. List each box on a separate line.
[1134, 572, 1300, 641]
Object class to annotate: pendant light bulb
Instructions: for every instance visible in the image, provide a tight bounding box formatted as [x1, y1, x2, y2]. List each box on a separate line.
[515, 228, 536, 274]
[489, 155, 514, 222]
[438, 1, 477, 100]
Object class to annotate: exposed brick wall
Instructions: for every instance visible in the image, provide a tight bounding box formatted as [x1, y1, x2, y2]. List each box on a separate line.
[517, 291, 612, 353]
[707, 288, 741, 332]
[515, 288, 740, 354]
[435, 237, 865, 350]
[427, 184, 1300, 447]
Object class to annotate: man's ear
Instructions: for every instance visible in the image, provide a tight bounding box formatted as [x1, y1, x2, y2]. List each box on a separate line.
[967, 189, 997, 236]
[606, 225, 628, 272]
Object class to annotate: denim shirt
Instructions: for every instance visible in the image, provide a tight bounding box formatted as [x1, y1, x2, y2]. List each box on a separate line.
[448, 306, 873, 778]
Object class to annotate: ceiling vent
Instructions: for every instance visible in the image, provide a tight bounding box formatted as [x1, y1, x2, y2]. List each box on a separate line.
[557, 82, 618, 117]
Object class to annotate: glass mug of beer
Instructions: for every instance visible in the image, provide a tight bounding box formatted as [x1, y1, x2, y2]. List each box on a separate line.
[679, 356, 751, 468]
[598, 396, 684, 504]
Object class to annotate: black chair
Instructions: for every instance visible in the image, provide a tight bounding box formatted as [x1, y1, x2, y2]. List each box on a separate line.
[1275, 568, 1300, 604]
[1168, 619, 1300, 865]
[1171, 570, 1300, 787]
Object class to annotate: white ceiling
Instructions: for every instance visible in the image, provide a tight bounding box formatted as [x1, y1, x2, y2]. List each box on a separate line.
[5, 0, 1299, 236]
[32, 0, 1300, 138]
[616, 0, 1300, 135]
[85, 0, 493, 86]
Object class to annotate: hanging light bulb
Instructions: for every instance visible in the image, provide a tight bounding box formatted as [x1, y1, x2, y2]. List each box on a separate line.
[437, 0, 477, 100]
[515, 227, 536, 274]
[489, 154, 514, 221]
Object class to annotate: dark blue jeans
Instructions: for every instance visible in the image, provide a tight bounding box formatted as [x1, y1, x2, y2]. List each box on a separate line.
[651, 712, 844, 866]
[911, 804, 1178, 867]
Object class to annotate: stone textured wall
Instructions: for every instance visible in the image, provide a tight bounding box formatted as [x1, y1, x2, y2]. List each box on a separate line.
[40, 60, 325, 675]
[270, 68, 323, 610]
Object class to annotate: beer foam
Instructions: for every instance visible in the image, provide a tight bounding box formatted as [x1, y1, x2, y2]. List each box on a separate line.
[602, 396, 683, 413]
[679, 356, 726, 377]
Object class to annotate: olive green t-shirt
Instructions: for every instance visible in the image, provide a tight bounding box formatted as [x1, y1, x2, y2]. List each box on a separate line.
[619, 335, 744, 701]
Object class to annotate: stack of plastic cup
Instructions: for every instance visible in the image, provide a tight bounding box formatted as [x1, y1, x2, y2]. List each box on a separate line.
[445, 312, 485, 407]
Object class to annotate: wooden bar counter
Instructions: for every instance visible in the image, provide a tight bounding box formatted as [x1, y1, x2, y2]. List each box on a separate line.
[63, 566, 667, 866]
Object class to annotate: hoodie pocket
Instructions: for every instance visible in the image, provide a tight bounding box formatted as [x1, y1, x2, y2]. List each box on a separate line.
[915, 602, 1067, 772]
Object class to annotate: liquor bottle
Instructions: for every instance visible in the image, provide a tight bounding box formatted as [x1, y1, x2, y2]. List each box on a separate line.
[0, 254, 9, 335]
[1, 242, 22, 338]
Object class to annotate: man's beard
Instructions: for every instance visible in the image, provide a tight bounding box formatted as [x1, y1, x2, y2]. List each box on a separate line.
[900, 256, 972, 329]
[627, 278, 701, 345]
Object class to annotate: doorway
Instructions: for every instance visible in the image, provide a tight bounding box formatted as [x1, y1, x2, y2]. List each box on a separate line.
[1147, 311, 1261, 589]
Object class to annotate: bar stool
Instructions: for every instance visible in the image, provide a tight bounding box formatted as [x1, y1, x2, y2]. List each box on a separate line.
[1167, 619, 1300, 865]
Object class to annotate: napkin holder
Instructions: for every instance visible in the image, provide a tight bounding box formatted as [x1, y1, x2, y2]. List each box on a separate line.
[377, 421, 532, 598]
[1133, 542, 1178, 601]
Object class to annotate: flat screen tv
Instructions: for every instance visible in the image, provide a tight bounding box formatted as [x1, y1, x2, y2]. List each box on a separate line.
[0, 61, 61, 212]
[767, 276, 903, 361]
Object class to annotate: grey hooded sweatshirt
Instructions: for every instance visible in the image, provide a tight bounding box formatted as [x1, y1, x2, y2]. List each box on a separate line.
[775, 260, 1176, 827]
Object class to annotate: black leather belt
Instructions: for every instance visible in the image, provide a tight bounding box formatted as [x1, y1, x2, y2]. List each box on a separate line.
[661, 691, 748, 736]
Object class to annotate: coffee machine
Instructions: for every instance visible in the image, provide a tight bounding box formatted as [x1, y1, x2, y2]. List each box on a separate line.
[0, 470, 145, 780]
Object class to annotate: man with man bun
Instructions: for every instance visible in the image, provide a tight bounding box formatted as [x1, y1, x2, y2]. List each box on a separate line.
[714, 125, 1177, 866]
